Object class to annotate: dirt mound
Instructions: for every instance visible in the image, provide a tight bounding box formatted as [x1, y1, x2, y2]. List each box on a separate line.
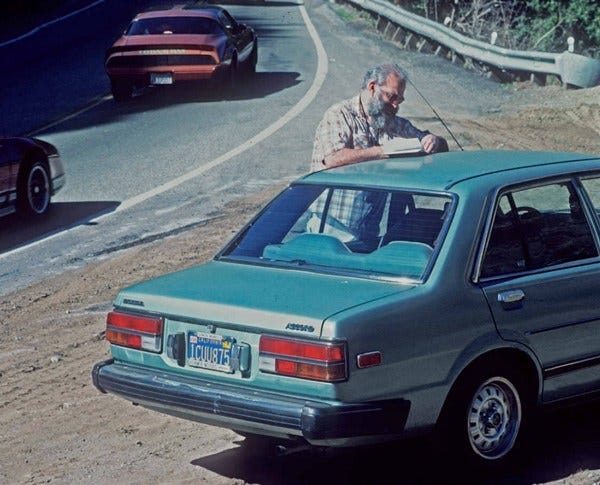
[453, 85, 600, 152]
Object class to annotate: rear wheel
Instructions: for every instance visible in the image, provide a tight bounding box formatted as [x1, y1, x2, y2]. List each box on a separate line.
[467, 376, 522, 460]
[437, 365, 530, 466]
[18, 161, 51, 217]
[246, 41, 258, 74]
[226, 58, 238, 86]
[111, 79, 133, 102]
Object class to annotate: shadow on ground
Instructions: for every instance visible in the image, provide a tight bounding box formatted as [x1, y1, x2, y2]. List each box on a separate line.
[0, 201, 119, 253]
[36, 71, 302, 137]
[192, 401, 600, 484]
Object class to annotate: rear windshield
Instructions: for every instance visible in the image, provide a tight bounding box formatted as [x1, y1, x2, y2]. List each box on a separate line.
[221, 184, 453, 280]
[126, 17, 223, 35]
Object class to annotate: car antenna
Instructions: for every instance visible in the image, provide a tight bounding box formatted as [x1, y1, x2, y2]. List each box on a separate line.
[407, 79, 464, 151]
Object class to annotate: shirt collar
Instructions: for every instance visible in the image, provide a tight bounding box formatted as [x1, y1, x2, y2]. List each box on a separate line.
[355, 94, 369, 122]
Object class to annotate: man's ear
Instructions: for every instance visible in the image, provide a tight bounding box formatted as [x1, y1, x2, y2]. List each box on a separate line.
[367, 81, 377, 96]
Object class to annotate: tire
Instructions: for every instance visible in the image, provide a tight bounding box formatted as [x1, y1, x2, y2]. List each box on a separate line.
[228, 59, 238, 85]
[111, 79, 133, 102]
[437, 366, 529, 466]
[220, 57, 237, 91]
[17, 161, 51, 217]
[246, 41, 258, 74]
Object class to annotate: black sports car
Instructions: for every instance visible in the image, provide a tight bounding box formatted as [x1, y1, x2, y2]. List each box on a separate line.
[0, 137, 65, 218]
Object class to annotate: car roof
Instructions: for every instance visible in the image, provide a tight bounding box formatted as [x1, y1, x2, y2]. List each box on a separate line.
[134, 5, 226, 21]
[300, 150, 600, 192]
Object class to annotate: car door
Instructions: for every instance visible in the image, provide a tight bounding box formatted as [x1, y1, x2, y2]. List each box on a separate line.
[0, 140, 20, 215]
[477, 177, 600, 403]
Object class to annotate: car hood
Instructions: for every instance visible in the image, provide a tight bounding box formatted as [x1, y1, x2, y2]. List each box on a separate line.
[114, 261, 414, 334]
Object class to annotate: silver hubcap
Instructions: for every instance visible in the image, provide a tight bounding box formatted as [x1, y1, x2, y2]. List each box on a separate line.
[467, 377, 521, 460]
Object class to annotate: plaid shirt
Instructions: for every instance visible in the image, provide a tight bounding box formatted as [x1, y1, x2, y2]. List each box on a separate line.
[311, 95, 429, 172]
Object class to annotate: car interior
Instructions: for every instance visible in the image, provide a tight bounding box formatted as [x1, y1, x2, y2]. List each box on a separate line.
[481, 182, 598, 278]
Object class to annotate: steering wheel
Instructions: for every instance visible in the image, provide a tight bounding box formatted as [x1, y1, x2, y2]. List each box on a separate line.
[513, 206, 542, 220]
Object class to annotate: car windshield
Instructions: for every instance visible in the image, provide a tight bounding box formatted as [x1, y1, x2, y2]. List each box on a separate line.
[126, 17, 223, 36]
[221, 184, 453, 280]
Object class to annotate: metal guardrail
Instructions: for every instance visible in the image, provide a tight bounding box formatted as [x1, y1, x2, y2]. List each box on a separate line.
[344, 0, 600, 88]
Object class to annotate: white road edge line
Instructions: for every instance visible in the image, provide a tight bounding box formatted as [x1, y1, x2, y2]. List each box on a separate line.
[1, 5, 328, 259]
[0, 0, 106, 48]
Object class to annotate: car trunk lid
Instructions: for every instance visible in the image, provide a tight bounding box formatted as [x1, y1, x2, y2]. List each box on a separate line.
[114, 260, 408, 334]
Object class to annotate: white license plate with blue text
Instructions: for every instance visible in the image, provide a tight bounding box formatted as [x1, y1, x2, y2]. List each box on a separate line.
[150, 73, 173, 85]
[188, 332, 234, 373]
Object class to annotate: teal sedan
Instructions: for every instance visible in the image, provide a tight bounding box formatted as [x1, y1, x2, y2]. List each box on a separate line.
[93, 150, 600, 465]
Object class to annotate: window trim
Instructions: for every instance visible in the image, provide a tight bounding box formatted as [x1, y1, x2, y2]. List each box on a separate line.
[578, 174, 600, 239]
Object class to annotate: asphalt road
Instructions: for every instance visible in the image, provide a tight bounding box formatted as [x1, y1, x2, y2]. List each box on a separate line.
[0, 0, 510, 294]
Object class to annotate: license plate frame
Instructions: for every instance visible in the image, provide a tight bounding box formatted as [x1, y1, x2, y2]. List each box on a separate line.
[187, 332, 235, 373]
[150, 73, 173, 85]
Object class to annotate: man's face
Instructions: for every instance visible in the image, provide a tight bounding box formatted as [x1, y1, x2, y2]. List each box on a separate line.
[366, 73, 405, 129]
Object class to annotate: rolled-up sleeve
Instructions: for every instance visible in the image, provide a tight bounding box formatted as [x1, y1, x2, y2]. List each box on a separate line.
[390, 117, 430, 141]
[311, 104, 354, 172]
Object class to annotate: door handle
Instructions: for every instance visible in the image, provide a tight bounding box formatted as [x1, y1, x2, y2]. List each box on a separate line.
[498, 289, 525, 304]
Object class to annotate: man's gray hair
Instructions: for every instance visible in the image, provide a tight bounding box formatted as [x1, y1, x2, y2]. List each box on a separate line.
[361, 63, 408, 89]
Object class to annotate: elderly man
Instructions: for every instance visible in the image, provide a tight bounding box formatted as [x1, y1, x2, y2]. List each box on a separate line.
[311, 63, 447, 172]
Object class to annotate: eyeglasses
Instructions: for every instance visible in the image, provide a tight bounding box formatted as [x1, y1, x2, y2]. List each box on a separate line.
[378, 86, 404, 104]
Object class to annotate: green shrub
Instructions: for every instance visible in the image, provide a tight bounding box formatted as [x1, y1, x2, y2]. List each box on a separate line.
[395, 0, 599, 58]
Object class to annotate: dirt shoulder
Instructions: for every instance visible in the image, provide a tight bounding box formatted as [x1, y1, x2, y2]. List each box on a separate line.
[1, 86, 599, 484]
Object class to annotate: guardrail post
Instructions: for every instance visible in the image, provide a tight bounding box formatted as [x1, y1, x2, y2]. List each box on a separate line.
[391, 25, 403, 43]
[403, 32, 416, 49]
[530, 73, 546, 86]
[451, 51, 464, 65]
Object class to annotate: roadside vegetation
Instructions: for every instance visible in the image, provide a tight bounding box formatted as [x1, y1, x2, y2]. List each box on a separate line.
[398, 0, 600, 59]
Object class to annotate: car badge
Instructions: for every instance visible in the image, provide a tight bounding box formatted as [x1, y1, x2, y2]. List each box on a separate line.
[285, 323, 315, 333]
[123, 298, 144, 307]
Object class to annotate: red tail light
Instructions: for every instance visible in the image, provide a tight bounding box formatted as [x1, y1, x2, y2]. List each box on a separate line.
[259, 335, 347, 382]
[106, 311, 163, 353]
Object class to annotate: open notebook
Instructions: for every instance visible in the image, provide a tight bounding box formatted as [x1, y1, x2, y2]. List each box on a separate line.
[382, 137, 423, 156]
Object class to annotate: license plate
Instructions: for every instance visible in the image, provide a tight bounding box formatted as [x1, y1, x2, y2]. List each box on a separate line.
[150, 73, 173, 85]
[188, 332, 235, 373]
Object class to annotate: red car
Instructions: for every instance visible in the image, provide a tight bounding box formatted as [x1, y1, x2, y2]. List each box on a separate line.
[105, 5, 258, 101]
[0, 137, 65, 218]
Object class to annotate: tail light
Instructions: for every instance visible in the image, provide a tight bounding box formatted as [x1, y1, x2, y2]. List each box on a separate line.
[259, 335, 347, 382]
[106, 311, 163, 353]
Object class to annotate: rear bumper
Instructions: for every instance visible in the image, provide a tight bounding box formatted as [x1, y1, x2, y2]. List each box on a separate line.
[92, 359, 410, 446]
[106, 65, 224, 83]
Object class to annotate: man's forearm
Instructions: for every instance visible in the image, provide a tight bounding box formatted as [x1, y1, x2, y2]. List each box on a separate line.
[323, 146, 386, 169]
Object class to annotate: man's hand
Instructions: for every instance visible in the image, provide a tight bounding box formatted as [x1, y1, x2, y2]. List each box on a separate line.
[420, 134, 448, 153]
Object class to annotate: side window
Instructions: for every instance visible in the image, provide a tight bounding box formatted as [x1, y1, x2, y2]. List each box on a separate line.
[220, 11, 238, 32]
[481, 181, 598, 278]
[581, 176, 600, 217]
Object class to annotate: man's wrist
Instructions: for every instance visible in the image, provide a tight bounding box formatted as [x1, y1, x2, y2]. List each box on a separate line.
[417, 130, 431, 142]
